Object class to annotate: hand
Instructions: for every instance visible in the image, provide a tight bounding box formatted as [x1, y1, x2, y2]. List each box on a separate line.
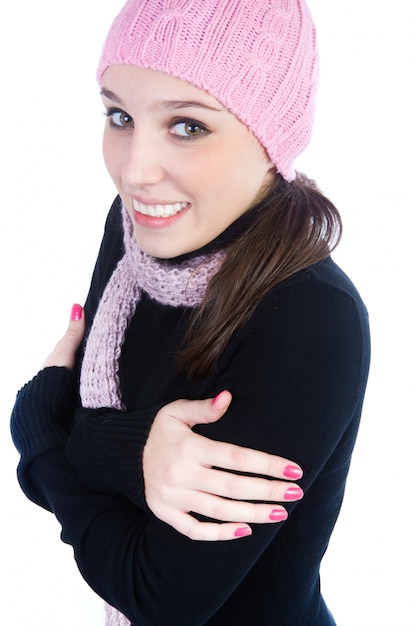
[143, 391, 303, 541]
[42, 304, 85, 370]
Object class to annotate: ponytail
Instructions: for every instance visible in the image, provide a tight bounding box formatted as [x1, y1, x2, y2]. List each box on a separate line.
[179, 174, 342, 379]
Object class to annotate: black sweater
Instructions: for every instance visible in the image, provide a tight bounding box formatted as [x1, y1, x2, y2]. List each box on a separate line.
[11, 198, 370, 625]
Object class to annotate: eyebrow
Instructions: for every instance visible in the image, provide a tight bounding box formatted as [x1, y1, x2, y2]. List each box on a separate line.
[100, 88, 222, 113]
[158, 99, 222, 113]
[100, 88, 125, 105]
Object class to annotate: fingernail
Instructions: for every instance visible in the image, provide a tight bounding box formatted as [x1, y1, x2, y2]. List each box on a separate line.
[234, 527, 252, 538]
[284, 487, 304, 501]
[71, 303, 83, 322]
[211, 392, 223, 406]
[269, 509, 288, 521]
[283, 464, 303, 479]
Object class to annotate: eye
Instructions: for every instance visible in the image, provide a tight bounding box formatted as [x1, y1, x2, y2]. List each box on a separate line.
[105, 108, 134, 128]
[169, 119, 209, 139]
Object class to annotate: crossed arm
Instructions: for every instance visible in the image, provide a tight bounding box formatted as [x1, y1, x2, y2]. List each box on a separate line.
[43, 305, 303, 541]
[12, 268, 368, 624]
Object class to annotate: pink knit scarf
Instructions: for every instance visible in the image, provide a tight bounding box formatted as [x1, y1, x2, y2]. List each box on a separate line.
[79, 205, 224, 625]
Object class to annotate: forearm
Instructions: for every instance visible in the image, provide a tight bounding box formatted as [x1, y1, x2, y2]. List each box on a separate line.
[10, 366, 77, 509]
[9, 295, 369, 626]
[7, 366, 296, 623]
[65, 405, 162, 509]
[18, 442, 285, 625]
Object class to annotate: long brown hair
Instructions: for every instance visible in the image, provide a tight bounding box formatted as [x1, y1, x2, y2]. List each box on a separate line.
[179, 173, 342, 379]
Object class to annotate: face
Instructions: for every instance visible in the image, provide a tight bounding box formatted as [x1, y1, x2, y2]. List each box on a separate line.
[101, 65, 273, 258]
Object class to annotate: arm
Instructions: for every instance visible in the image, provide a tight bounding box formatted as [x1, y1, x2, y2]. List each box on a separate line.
[66, 197, 303, 537]
[11, 264, 370, 625]
[60, 307, 303, 537]
[66, 392, 302, 537]
[11, 359, 296, 624]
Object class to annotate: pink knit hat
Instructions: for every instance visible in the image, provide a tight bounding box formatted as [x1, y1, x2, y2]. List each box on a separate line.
[97, 0, 318, 182]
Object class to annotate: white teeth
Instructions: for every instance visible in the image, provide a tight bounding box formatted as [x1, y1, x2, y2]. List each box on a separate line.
[132, 199, 188, 218]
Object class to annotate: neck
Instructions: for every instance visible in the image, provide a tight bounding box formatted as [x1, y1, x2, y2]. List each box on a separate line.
[156, 203, 262, 266]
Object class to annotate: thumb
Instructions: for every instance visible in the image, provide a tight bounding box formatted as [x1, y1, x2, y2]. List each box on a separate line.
[65, 303, 86, 347]
[42, 303, 85, 369]
[171, 391, 232, 428]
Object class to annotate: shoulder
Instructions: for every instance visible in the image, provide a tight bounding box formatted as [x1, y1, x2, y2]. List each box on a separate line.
[238, 256, 370, 379]
[205, 257, 370, 458]
[254, 256, 368, 329]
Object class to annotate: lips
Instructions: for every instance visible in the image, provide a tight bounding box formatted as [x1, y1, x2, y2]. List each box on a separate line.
[132, 199, 189, 218]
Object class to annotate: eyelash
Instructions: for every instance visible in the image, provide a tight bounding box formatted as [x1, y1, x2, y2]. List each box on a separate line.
[104, 108, 134, 128]
[168, 117, 210, 140]
[103, 109, 210, 140]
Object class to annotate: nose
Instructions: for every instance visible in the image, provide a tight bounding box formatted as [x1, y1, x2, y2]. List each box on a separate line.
[122, 128, 165, 189]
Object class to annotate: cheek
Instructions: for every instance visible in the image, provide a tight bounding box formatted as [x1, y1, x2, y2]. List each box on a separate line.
[186, 148, 234, 191]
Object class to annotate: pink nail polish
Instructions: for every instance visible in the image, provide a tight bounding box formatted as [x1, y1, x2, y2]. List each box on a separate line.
[269, 509, 288, 521]
[234, 527, 252, 538]
[211, 392, 223, 406]
[71, 304, 82, 322]
[284, 487, 304, 501]
[283, 464, 303, 479]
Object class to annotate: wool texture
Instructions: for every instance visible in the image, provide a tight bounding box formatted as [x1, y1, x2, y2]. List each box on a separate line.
[80, 206, 224, 411]
[104, 603, 131, 626]
[96, 0, 318, 182]
[79, 205, 224, 624]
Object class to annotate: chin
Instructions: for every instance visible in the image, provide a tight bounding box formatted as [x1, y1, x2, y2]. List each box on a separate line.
[133, 235, 188, 260]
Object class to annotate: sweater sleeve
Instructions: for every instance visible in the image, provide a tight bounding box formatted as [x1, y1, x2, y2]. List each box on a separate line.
[66, 404, 162, 511]
[10, 367, 78, 509]
[195, 264, 370, 488]
[10, 197, 123, 505]
[11, 260, 370, 625]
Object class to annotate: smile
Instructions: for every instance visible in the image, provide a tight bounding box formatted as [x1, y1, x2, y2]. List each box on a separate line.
[132, 199, 189, 218]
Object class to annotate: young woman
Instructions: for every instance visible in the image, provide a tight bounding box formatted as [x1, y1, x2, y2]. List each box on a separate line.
[11, 1, 370, 624]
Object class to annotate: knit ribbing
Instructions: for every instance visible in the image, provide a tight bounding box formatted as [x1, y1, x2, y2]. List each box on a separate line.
[11, 367, 75, 462]
[79, 204, 224, 625]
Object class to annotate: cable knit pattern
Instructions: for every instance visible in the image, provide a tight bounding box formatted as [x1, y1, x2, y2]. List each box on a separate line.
[96, 0, 318, 182]
[79, 205, 223, 625]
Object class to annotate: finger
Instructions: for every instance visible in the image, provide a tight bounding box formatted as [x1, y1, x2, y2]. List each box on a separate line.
[175, 491, 290, 525]
[198, 437, 303, 481]
[163, 510, 254, 542]
[167, 391, 232, 428]
[43, 303, 85, 369]
[187, 467, 304, 503]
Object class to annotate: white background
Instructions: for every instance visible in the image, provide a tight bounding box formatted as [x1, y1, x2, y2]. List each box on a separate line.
[1, 1, 416, 624]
